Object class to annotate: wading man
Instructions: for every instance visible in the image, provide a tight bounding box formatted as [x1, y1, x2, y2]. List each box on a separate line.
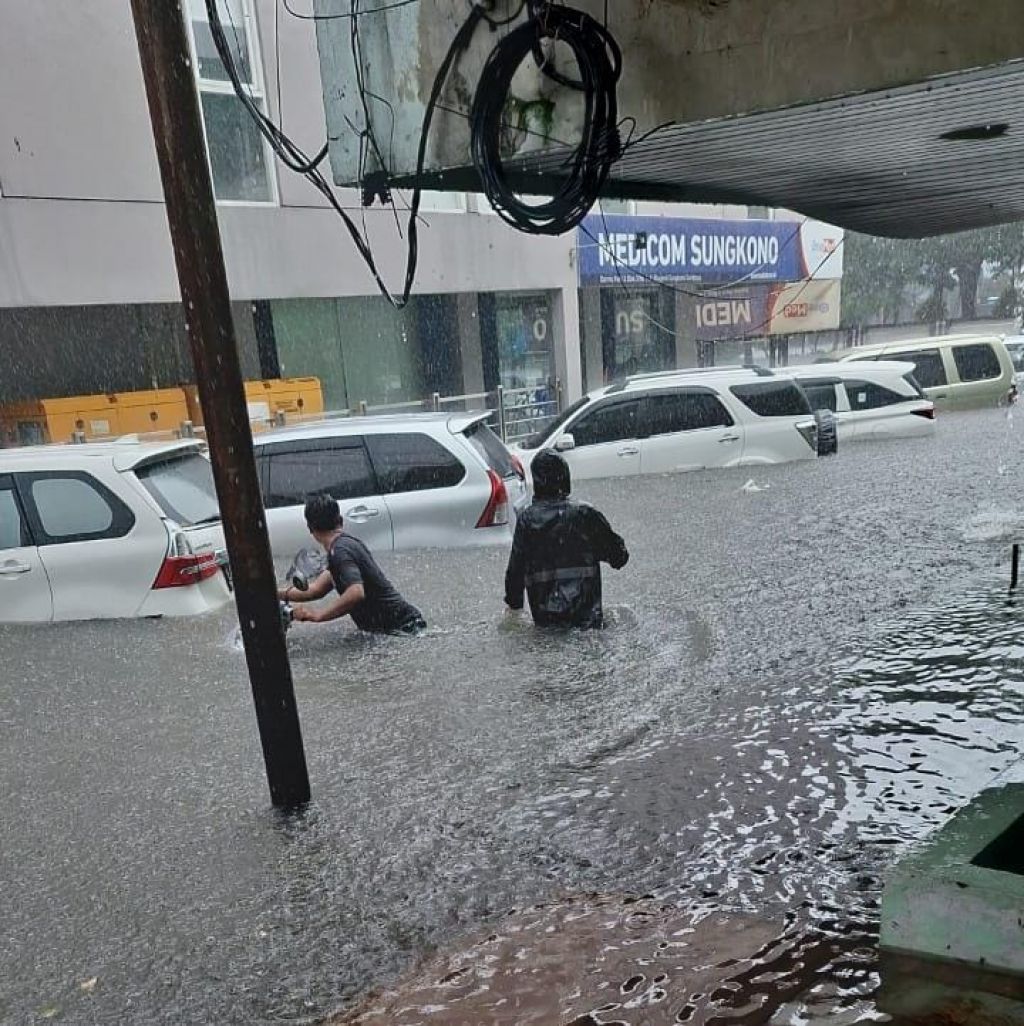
[504, 449, 629, 628]
[279, 493, 426, 633]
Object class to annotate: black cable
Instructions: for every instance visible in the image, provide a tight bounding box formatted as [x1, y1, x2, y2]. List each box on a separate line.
[470, 2, 622, 235]
[281, 0, 422, 20]
[205, 0, 487, 307]
[206, 0, 328, 173]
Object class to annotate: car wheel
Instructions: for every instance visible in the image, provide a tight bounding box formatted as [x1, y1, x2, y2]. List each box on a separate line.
[814, 409, 839, 457]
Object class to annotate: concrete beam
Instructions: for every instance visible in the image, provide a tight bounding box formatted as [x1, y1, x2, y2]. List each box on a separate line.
[314, 0, 1024, 184]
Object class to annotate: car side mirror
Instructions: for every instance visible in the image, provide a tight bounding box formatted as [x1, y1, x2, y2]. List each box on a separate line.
[554, 433, 575, 452]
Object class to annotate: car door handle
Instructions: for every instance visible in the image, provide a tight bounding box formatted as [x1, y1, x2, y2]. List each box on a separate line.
[718, 434, 741, 443]
[0, 562, 32, 576]
[617, 446, 639, 457]
[346, 505, 381, 521]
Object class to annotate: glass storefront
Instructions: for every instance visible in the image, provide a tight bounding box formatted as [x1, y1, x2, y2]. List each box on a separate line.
[600, 287, 675, 380]
[492, 292, 555, 392]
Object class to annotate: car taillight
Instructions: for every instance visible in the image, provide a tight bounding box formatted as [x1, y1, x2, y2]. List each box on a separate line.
[510, 454, 526, 480]
[476, 469, 509, 528]
[912, 406, 936, 420]
[153, 532, 219, 588]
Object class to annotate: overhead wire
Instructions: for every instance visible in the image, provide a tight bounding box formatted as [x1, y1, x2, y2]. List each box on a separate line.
[280, 0, 422, 20]
[206, 0, 490, 306]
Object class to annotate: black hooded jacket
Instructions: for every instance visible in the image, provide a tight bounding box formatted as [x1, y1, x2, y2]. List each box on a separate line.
[504, 451, 628, 628]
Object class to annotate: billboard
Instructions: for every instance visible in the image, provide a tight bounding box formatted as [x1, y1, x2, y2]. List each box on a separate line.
[687, 280, 842, 340]
[578, 215, 843, 287]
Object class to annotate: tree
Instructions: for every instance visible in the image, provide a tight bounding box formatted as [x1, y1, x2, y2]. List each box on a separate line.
[841, 223, 1024, 327]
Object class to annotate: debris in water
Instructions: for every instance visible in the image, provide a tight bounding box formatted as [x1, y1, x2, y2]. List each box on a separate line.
[742, 479, 769, 493]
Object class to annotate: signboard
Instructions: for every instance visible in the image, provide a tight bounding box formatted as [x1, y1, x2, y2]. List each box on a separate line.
[765, 279, 842, 335]
[578, 215, 843, 287]
[693, 289, 769, 342]
[687, 280, 842, 340]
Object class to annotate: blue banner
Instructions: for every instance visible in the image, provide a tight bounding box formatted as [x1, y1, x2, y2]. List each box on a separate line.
[578, 214, 813, 286]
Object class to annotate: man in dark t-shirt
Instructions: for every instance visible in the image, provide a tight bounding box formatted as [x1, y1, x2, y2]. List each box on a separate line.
[278, 493, 425, 634]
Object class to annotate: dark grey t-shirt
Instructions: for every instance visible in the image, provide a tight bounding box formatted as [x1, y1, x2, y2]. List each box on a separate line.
[327, 534, 423, 632]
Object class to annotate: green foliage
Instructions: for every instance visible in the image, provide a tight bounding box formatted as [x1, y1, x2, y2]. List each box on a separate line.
[841, 223, 1024, 328]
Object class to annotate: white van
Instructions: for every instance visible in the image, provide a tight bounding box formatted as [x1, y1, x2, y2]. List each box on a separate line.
[828, 334, 1015, 408]
[788, 361, 935, 441]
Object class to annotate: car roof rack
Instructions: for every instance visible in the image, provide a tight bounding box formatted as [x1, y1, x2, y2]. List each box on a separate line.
[605, 364, 775, 393]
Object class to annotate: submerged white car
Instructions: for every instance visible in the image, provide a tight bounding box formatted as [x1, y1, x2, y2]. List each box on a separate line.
[252, 413, 528, 557]
[0, 440, 231, 623]
[511, 367, 822, 481]
[788, 361, 936, 440]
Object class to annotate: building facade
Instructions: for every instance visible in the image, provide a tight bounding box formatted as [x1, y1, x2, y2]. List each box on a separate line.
[0, 0, 586, 412]
[0, 1, 841, 416]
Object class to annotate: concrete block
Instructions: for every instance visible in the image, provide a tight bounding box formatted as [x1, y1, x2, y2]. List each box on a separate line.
[881, 784, 1024, 978]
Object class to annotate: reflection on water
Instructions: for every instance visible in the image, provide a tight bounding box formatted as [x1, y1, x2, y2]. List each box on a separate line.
[1, 410, 1023, 1024]
[330, 586, 1024, 1026]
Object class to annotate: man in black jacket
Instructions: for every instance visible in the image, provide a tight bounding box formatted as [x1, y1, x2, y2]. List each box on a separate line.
[504, 450, 629, 628]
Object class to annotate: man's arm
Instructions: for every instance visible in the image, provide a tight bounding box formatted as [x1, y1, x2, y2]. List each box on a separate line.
[278, 569, 333, 603]
[504, 520, 527, 609]
[586, 507, 629, 569]
[293, 582, 365, 623]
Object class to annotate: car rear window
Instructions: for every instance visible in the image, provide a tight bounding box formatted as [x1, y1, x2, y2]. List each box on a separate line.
[464, 422, 517, 477]
[136, 453, 220, 526]
[952, 343, 1001, 382]
[885, 349, 947, 388]
[365, 433, 466, 493]
[729, 381, 811, 417]
[844, 380, 909, 409]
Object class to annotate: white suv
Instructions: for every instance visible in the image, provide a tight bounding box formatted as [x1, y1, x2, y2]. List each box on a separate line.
[788, 361, 936, 441]
[253, 413, 528, 557]
[0, 440, 231, 623]
[511, 367, 820, 481]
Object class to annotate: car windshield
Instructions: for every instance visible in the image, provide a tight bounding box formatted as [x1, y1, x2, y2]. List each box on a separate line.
[519, 396, 590, 450]
[135, 452, 220, 526]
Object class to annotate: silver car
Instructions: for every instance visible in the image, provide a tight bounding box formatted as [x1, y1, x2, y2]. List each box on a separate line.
[253, 413, 528, 556]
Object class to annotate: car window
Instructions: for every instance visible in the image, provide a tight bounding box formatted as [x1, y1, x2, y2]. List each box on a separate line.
[365, 433, 466, 493]
[798, 381, 839, 412]
[28, 474, 134, 543]
[729, 381, 811, 417]
[1008, 346, 1024, 372]
[844, 380, 908, 410]
[135, 453, 220, 526]
[885, 349, 947, 388]
[463, 422, 517, 477]
[264, 441, 375, 509]
[644, 391, 733, 435]
[0, 483, 29, 550]
[570, 400, 640, 447]
[952, 343, 1001, 382]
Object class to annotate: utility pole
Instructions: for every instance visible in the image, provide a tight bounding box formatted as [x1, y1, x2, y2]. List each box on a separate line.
[130, 0, 310, 807]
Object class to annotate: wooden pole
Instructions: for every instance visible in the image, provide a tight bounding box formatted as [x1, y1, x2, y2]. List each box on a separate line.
[130, 0, 310, 807]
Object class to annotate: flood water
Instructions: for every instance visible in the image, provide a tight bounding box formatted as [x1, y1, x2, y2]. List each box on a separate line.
[2, 408, 1023, 1025]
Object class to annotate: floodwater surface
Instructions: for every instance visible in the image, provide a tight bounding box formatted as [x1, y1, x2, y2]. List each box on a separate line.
[1, 408, 1023, 1025]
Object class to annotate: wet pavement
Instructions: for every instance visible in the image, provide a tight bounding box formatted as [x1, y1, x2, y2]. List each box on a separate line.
[2, 407, 1023, 1025]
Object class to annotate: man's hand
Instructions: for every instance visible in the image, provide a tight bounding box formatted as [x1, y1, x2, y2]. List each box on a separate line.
[291, 604, 319, 623]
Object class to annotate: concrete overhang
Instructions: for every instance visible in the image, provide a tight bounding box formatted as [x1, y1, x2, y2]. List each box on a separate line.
[313, 0, 1024, 237]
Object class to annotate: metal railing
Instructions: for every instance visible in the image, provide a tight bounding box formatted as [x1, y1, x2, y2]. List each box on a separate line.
[4, 380, 563, 449]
